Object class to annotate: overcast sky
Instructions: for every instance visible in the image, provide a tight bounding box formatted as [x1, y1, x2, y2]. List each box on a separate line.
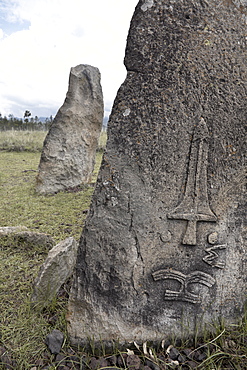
[0, 0, 137, 119]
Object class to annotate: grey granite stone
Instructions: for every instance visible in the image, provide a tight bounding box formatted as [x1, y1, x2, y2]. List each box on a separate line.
[36, 64, 103, 194]
[68, 0, 247, 345]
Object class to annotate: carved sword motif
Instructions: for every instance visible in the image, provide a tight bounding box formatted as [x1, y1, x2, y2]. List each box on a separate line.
[152, 268, 215, 304]
[168, 118, 217, 245]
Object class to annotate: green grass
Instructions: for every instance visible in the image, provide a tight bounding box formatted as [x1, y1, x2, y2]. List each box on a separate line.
[0, 245, 59, 367]
[0, 141, 104, 368]
[97, 130, 107, 152]
[0, 151, 96, 241]
[0, 130, 47, 152]
[198, 316, 247, 369]
[0, 129, 107, 153]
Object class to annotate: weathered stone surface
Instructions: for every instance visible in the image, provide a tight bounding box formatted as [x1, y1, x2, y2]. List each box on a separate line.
[0, 227, 54, 249]
[68, 0, 247, 344]
[45, 329, 64, 354]
[36, 64, 104, 194]
[32, 237, 78, 303]
[0, 226, 29, 235]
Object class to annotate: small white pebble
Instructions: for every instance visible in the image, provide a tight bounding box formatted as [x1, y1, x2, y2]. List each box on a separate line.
[123, 108, 131, 116]
[141, 0, 154, 12]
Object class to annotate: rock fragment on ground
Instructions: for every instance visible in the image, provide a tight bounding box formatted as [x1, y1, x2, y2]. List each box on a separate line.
[0, 227, 54, 249]
[32, 237, 78, 304]
[45, 329, 64, 355]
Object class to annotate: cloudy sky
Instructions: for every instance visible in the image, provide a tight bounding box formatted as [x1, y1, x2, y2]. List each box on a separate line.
[0, 0, 137, 119]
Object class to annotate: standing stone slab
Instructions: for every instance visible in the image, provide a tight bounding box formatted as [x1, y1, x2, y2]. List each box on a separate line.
[36, 64, 104, 194]
[68, 0, 247, 344]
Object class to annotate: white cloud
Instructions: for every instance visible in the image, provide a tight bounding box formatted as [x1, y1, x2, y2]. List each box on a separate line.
[0, 0, 137, 117]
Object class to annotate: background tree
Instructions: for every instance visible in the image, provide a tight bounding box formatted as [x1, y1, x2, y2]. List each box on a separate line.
[23, 110, 31, 124]
[44, 115, 53, 130]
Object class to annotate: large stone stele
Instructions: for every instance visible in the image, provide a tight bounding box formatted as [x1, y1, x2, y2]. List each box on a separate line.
[36, 64, 104, 194]
[68, 0, 247, 345]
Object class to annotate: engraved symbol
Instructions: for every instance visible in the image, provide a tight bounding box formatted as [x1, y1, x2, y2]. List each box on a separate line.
[208, 232, 218, 245]
[168, 118, 217, 245]
[203, 245, 226, 269]
[152, 269, 215, 304]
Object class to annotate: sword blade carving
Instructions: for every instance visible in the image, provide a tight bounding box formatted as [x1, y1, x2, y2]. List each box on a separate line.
[168, 118, 217, 245]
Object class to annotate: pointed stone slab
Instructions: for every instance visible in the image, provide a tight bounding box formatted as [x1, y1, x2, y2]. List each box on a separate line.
[68, 0, 247, 346]
[36, 64, 103, 194]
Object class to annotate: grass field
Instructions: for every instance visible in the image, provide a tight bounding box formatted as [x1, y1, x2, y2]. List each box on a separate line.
[0, 131, 104, 368]
[0, 151, 99, 241]
[0, 130, 47, 152]
[0, 131, 246, 369]
[0, 129, 107, 153]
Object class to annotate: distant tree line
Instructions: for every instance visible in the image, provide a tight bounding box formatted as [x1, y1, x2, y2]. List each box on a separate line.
[0, 110, 53, 131]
